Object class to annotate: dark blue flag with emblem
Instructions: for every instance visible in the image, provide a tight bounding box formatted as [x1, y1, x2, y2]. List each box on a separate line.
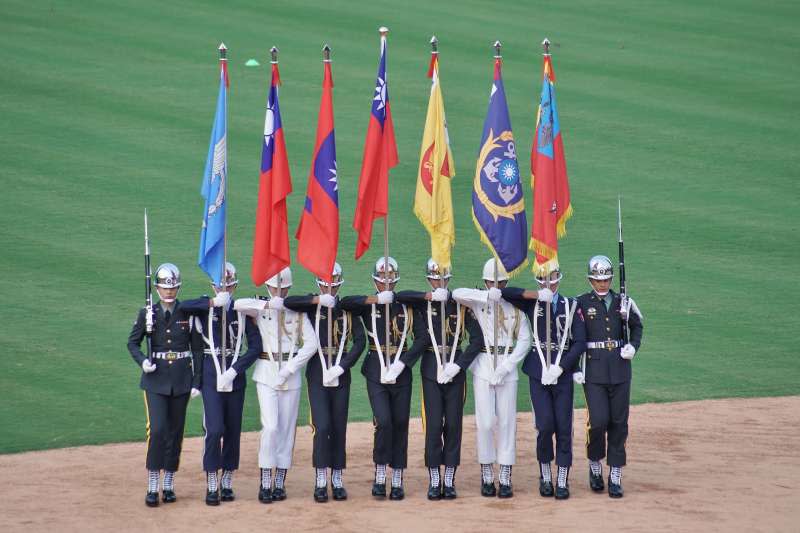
[471, 50, 528, 275]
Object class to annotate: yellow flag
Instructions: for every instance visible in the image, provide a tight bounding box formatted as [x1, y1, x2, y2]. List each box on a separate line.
[414, 53, 456, 268]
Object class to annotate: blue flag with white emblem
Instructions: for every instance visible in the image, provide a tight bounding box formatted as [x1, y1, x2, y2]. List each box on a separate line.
[471, 56, 528, 275]
[198, 60, 227, 286]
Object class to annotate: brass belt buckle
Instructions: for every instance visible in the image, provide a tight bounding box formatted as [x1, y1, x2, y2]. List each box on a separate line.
[605, 341, 615, 350]
[166, 351, 178, 361]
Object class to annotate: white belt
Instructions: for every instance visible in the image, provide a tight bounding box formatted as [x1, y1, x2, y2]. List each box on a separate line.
[152, 350, 191, 360]
[586, 340, 623, 350]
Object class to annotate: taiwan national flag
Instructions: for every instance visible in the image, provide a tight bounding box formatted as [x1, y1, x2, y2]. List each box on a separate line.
[296, 55, 339, 282]
[530, 51, 572, 276]
[198, 54, 228, 287]
[352, 33, 398, 260]
[251, 59, 292, 286]
[471, 55, 528, 276]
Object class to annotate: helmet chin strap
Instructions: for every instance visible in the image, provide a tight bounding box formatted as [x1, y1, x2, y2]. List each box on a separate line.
[594, 290, 609, 297]
[160, 296, 176, 303]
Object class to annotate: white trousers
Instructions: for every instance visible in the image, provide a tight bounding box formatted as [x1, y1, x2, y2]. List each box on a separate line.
[256, 382, 301, 469]
[473, 374, 518, 466]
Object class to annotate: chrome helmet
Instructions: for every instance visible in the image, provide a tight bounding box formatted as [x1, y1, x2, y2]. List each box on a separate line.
[266, 266, 293, 288]
[216, 262, 238, 288]
[587, 255, 613, 280]
[317, 262, 344, 287]
[154, 263, 182, 288]
[425, 258, 452, 280]
[373, 256, 400, 283]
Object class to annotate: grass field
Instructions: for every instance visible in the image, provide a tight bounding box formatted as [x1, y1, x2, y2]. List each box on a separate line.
[1, 0, 797, 454]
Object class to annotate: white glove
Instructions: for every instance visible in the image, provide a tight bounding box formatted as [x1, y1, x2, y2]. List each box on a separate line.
[572, 371, 585, 384]
[537, 288, 554, 303]
[190, 387, 201, 399]
[211, 291, 231, 308]
[142, 359, 157, 373]
[268, 296, 285, 310]
[443, 362, 461, 380]
[377, 291, 394, 305]
[318, 293, 337, 308]
[325, 365, 344, 385]
[386, 360, 405, 380]
[278, 367, 292, 381]
[487, 287, 502, 302]
[620, 343, 636, 360]
[542, 364, 563, 386]
[492, 362, 511, 385]
[431, 288, 449, 302]
[219, 367, 237, 388]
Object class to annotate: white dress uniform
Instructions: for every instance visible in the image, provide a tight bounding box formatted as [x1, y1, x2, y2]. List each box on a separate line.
[452, 288, 532, 466]
[235, 298, 317, 469]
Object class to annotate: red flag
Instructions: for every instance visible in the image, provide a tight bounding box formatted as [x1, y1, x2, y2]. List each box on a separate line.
[352, 35, 398, 260]
[530, 53, 572, 275]
[296, 57, 339, 282]
[251, 62, 292, 286]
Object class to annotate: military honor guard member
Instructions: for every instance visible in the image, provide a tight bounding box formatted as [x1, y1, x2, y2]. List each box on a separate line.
[234, 267, 318, 503]
[283, 262, 366, 502]
[127, 263, 212, 507]
[181, 262, 262, 505]
[578, 255, 643, 498]
[502, 267, 586, 499]
[395, 259, 482, 500]
[340, 257, 428, 500]
[452, 259, 532, 498]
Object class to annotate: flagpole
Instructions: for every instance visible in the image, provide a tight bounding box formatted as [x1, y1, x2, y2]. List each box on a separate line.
[324, 43, 335, 370]
[379, 27, 393, 377]
[431, 35, 448, 367]
[218, 42, 229, 374]
[491, 40, 503, 375]
[541, 39, 553, 371]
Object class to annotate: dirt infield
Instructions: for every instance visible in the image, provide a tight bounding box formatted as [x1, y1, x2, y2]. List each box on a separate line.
[1, 396, 797, 532]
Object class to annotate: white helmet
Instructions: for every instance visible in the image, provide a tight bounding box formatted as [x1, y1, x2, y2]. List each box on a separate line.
[266, 267, 293, 288]
[317, 262, 344, 287]
[426, 258, 452, 280]
[155, 263, 182, 288]
[216, 262, 238, 288]
[481, 258, 509, 282]
[373, 256, 400, 283]
[587, 255, 613, 281]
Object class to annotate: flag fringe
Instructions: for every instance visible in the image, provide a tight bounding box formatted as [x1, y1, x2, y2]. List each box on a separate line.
[556, 203, 573, 239]
[471, 212, 528, 279]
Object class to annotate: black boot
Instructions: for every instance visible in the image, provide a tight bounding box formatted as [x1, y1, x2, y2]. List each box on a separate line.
[258, 486, 273, 504]
[271, 487, 287, 501]
[539, 479, 554, 497]
[442, 485, 457, 499]
[608, 475, 623, 498]
[372, 482, 387, 498]
[589, 467, 605, 492]
[497, 483, 513, 498]
[332, 486, 348, 501]
[389, 486, 405, 500]
[427, 467, 442, 500]
[427, 483, 442, 500]
[145, 492, 159, 507]
[481, 481, 496, 497]
[220, 487, 235, 502]
[206, 489, 221, 506]
[162, 489, 176, 503]
[314, 486, 328, 503]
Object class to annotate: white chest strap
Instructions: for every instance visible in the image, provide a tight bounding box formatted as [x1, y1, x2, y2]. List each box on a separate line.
[314, 305, 348, 370]
[195, 307, 244, 375]
[533, 298, 576, 370]
[427, 301, 462, 368]
[262, 311, 301, 363]
[370, 303, 409, 371]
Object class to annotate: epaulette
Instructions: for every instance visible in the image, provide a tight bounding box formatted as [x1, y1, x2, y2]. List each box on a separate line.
[257, 295, 268, 301]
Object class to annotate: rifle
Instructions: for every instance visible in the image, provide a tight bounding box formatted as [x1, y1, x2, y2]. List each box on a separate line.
[617, 196, 628, 344]
[144, 209, 154, 363]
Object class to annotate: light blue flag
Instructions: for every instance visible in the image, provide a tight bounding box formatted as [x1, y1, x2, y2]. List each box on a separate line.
[198, 67, 227, 286]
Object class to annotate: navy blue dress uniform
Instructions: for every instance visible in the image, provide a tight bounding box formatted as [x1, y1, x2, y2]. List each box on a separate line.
[340, 283, 428, 500]
[126, 263, 206, 506]
[395, 289, 482, 500]
[578, 255, 644, 497]
[283, 292, 366, 502]
[182, 287, 261, 505]
[503, 285, 586, 499]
